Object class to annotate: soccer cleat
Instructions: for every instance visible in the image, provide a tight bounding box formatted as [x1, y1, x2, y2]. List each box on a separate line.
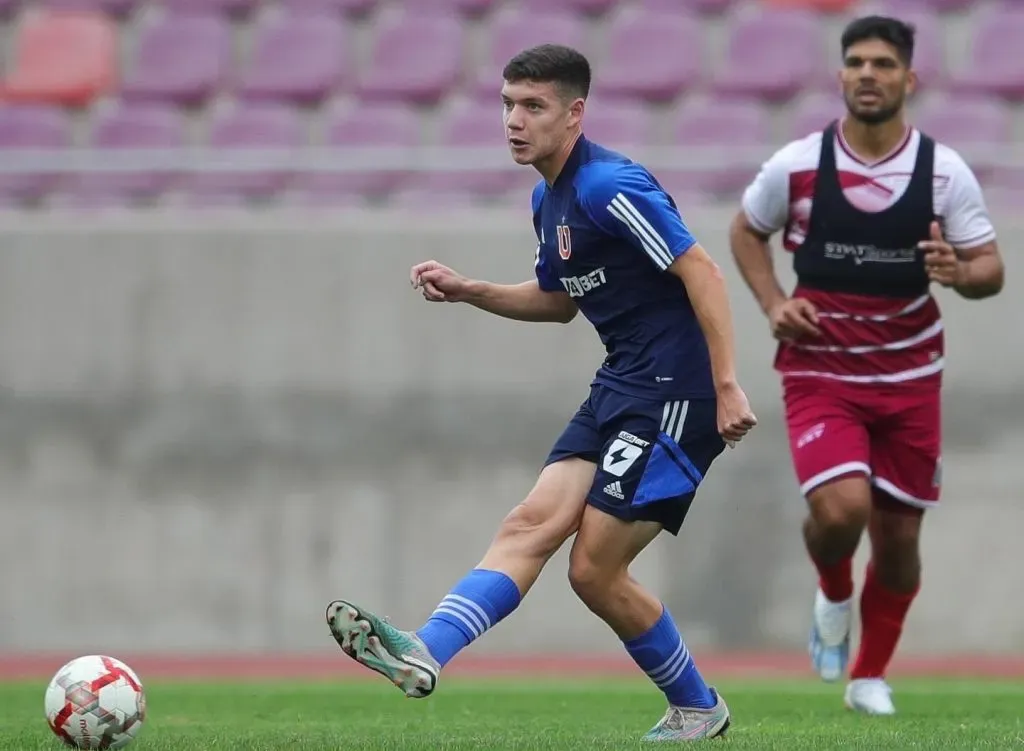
[844, 678, 896, 715]
[325, 599, 440, 698]
[808, 588, 852, 682]
[641, 687, 731, 742]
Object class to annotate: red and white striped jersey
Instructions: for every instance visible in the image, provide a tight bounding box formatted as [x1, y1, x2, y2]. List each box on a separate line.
[741, 123, 997, 386]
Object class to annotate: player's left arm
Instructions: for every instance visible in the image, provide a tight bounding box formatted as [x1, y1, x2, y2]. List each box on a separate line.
[580, 164, 740, 390]
[921, 153, 1005, 300]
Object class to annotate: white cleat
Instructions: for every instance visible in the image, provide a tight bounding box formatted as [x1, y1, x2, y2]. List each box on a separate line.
[808, 588, 852, 682]
[845, 678, 896, 715]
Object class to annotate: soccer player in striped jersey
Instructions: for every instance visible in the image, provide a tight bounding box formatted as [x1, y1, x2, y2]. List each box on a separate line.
[325, 43, 757, 742]
[729, 16, 1004, 715]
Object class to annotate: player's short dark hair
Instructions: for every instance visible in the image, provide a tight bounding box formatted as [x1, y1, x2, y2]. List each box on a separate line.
[841, 15, 915, 66]
[502, 44, 591, 101]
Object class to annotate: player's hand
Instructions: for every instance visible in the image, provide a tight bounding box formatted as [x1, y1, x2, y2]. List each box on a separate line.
[768, 298, 821, 342]
[410, 260, 472, 303]
[716, 381, 758, 448]
[919, 221, 964, 288]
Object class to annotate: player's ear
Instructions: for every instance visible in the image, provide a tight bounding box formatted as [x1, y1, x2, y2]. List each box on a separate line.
[905, 68, 918, 98]
[569, 98, 585, 127]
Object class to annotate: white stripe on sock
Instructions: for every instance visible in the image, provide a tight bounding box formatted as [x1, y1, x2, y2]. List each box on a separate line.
[433, 603, 483, 638]
[446, 593, 493, 630]
[647, 640, 685, 683]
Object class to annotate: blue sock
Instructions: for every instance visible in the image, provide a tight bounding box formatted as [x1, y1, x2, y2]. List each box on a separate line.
[624, 605, 715, 709]
[415, 569, 522, 667]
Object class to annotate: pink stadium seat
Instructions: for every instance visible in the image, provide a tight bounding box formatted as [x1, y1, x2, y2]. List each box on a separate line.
[356, 12, 464, 105]
[591, 11, 702, 103]
[713, 10, 826, 103]
[413, 101, 517, 198]
[519, 0, 619, 14]
[121, 14, 230, 107]
[913, 93, 1011, 183]
[62, 102, 185, 207]
[40, 0, 141, 18]
[294, 103, 420, 204]
[786, 93, 845, 140]
[237, 13, 350, 105]
[404, 0, 498, 14]
[640, 0, 737, 15]
[187, 103, 303, 204]
[949, 7, 1024, 100]
[582, 101, 655, 151]
[0, 104, 70, 206]
[280, 0, 377, 14]
[160, 0, 256, 17]
[660, 97, 771, 197]
[472, 11, 587, 101]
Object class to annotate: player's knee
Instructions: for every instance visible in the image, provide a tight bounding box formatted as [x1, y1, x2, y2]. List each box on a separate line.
[566, 548, 622, 608]
[493, 498, 578, 560]
[808, 478, 872, 535]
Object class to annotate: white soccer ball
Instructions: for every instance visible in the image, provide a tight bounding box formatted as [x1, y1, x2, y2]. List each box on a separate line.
[44, 655, 147, 749]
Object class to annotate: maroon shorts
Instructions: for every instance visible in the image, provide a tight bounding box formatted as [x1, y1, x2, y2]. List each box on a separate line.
[782, 376, 942, 508]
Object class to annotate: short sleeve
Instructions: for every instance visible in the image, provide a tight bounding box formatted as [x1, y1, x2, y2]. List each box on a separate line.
[534, 241, 563, 291]
[578, 162, 697, 271]
[938, 148, 997, 249]
[741, 143, 796, 235]
[530, 179, 563, 292]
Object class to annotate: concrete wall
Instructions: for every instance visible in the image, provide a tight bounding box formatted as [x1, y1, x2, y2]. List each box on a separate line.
[1, 206, 1020, 656]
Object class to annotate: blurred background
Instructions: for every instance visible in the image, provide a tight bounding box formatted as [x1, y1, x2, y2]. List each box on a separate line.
[0, 0, 1020, 668]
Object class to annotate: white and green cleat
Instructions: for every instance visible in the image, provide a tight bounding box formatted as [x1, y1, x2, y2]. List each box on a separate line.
[326, 599, 440, 698]
[641, 688, 731, 742]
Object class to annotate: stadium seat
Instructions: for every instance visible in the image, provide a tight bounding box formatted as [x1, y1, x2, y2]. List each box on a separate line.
[471, 11, 587, 101]
[639, 0, 737, 16]
[294, 103, 420, 205]
[160, 0, 256, 17]
[404, 0, 499, 15]
[760, 0, 856, 13]
[786, 92, 845, 140]
[582, 101, 655, 151]
[39, 0, 141, 18]
[187, 103, 304, 204]
[590, 11, 702, 103]
[120, 14, 230, 107]
[0, 104, 69, 206]
[1, 11, 117, 107]
[280, 0, 377, 15]
[912, 93, 1011, 182]
[870, 0, 974, 14]
[519, 0, 619, 14]
[355, 12, 464, 105]
[61, 102, 185, 207]
[0, 0, 19, 18]
[949, 8, 1024, 100]
[237, 13, 350, 106]
[660, 97, 770, 197]
[413, 101, 518, 198]
[713, 10, 826, 103]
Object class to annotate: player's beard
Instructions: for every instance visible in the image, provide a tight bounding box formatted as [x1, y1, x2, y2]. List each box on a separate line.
[844, 91, 904, 125]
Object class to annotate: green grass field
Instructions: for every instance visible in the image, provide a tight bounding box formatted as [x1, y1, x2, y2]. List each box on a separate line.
[7, 677, 1023, 750]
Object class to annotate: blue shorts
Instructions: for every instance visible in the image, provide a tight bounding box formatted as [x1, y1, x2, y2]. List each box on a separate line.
[544, 384, 725, 536]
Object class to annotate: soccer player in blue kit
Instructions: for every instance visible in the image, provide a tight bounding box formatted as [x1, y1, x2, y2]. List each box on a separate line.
[326, 44, 757, 742]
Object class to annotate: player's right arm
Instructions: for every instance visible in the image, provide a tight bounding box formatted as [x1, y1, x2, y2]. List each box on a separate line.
[729, 143, 820, 342]
[410, 260, 578, 324]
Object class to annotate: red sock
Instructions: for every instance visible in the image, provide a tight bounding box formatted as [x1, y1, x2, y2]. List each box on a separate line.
[813, 555, 853, 602]
[851, 561, 918, 679]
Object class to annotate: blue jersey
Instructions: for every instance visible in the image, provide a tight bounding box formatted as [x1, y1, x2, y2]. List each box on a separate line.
[532, 136, 715, 401]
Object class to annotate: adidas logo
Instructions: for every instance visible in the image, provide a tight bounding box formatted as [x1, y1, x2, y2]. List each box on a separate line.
[603, 481, 625, 499]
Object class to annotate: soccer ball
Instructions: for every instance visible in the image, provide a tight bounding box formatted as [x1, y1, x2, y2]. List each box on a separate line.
[44, 655, 147, 749]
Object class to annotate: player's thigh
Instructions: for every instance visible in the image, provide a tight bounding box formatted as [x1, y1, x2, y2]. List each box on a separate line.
[870, 386, 942, 510]
[498, 397, 601, 552]
[586, 396, 725, 540]
[570, 502, 662, 581]
[783, 376, 872, 499]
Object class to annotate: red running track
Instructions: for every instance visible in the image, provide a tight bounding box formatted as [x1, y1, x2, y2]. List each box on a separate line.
[3, 652, 1024, 681]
